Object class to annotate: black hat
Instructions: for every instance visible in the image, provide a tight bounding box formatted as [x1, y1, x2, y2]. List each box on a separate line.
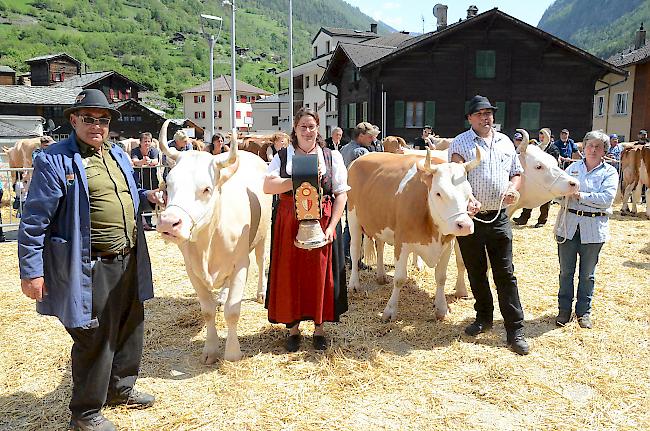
[466, 95, 497, 116]
[63, 89, 121, 121]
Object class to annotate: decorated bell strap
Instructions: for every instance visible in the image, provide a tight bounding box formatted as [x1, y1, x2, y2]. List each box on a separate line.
[291, 154, 322, 221]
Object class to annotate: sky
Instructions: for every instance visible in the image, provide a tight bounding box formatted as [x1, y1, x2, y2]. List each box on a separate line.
[344, 0, 556, 33]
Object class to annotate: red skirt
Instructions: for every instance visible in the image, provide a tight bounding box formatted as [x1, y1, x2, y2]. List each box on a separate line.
[266, 194, 337, 325]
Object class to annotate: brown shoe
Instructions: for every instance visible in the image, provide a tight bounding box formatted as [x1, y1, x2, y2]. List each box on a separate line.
[69, 414, 116, 431]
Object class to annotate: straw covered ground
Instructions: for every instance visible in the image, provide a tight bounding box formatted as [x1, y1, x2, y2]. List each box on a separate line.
[1, 205, 649, 431]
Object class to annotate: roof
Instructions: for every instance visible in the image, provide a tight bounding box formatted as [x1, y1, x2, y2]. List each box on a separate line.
[25, 53, 81, 66]
[0, 66, 16, 73]
[255, 93, 289, 104]
[0, 85, 82, 105]
[360, 32, 414, 48]
[312, 27, 380, 44]
[607, 43, 650, 67]
[337, 43, 396, 69]
[111, 99, 166, 117]
[0, 120, 38, 138]
[53, 70, 147, 91]
[180, 75, 271, 95]
[358, 9, 627, 76]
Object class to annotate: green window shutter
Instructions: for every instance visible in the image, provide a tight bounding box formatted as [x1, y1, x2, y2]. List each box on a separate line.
[476, 50, 495, 79]
[495, 101, 506, 129]
[394, 100, 405, 128]
[348, 103, 357, 129]
[520, 102, 540, 131]
[464, 100, 470, 129]
[341, 104, 348, 129]
[425, 101, 436, 129]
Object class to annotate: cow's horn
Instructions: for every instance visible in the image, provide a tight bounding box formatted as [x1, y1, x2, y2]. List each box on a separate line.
[464, 144, 482, 172]
[424, 148, 439, 174]
[517, 128, 530, 154]
[216, 128, 239, 169]
[158, 119, 180, 161]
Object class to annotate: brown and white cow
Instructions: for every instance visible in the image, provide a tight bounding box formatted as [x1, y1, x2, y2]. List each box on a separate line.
[156, 119, 272, 363]
[620, 144, 650, 218]
[118, 137, 160, 156]
[382, 135, 453, 153]
[347, 149, 480, 321]
[2, 136, 54, 183]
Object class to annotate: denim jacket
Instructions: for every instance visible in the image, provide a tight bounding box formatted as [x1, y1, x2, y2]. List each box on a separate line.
[18, 133, 154, 328]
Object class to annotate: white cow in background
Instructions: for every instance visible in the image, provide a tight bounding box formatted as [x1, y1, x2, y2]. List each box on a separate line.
[156, 119, 272, 363]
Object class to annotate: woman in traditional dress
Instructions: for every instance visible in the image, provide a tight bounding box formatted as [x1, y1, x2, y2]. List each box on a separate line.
[206, 132, 229, 155]
[263, 108, 349, 352]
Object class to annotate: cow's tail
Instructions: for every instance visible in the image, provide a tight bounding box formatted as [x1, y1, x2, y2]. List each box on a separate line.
[362, 235, 377, 265]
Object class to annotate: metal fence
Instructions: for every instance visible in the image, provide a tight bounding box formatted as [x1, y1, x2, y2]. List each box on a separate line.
[0, 165, 164, 230]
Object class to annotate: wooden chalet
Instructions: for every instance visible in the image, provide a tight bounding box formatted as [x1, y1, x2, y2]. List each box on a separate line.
[0, 66, 16, 85]
[25, 53, 81, 87]
[320, 8, 627, 141]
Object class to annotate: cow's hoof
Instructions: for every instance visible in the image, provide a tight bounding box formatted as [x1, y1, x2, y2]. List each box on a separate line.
[256, 292, 266, 304]
[347, 282, 361, 294]
[201, 350, 220, 365]
[381, 308, 396, 322]
[454, 291, 469, 300]
[223, 350, 243, 362]
[376, 275, 389, 285]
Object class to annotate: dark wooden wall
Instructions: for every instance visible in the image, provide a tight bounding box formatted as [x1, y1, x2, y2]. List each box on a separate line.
[631, 62, 650, 137]
[30, 59, 80, 86]
[334, 17, 608, 143]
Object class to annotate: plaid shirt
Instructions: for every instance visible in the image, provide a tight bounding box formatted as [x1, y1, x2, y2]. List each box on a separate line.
[449, 128, 523, 211]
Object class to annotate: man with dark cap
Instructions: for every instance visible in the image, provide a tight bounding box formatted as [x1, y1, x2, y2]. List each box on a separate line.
[638, 129, 648, 144]
[18, 89, 161, 430]
[449, 95, 529, 355]
[554, 128, 580, 169]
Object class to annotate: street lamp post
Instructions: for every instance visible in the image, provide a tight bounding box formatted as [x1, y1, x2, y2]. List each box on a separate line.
[289, 0, 293, 122]
[200, 13, 223, 142]
[223, 0, 237, 139]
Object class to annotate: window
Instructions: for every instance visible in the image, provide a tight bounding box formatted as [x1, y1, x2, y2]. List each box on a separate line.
[348, 103, 356, 129]
[352, 70, 360, 82]
[615, 92, 628, 115]
[118, 90, 123, 100]
[218, 110, 222, 118]
[236, 110, 241, 119]
[246, 111, 252, 117]
[520, 102, 540, 131]
[272, 116, 279, 126]
[362, 101, 368, 122]
[596, 95, 605, 117]
[240, 95, 247, 103]
[194, 112, 199, 119]
[216, 94, 222, 102]
[201, 95, 206, 103]
[394, 101, 405, 128]
[326, 94, 332, 111]
[326, 41, 331, 53]
[314, 46, 318, 58]
[405, 102, 424, 128]
[495, 102, 506, 128]
[194, 95, 199, 103]
[305, 76, 310, 88]
[341, 104, 348, 129]
[201, 111, 206, 119]
[109, 89, 115, 100]
[476, 50, 496, 79]
[314, 74, 318, 86]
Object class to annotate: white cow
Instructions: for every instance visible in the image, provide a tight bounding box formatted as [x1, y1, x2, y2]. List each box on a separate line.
[347, 148, 481, 321]
[156, 119, 272, 363]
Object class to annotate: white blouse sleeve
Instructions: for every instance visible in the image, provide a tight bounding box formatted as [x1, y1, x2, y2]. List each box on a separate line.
[331, 150, 351, 194]
[266, 153, 281, 177]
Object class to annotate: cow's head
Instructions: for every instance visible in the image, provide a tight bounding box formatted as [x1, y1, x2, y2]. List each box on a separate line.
[418, 148, 480, 237]
[516, 128, 579, 207]
[156, 120, 239, 243]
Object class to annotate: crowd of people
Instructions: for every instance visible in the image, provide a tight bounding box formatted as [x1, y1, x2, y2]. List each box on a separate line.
[12, 88, 628, 430]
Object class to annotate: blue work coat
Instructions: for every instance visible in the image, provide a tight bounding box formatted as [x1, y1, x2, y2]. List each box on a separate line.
[18, 133, 154, 328]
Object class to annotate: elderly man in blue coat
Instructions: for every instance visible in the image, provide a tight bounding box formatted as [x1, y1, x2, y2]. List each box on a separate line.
[18, 89, 161, 431]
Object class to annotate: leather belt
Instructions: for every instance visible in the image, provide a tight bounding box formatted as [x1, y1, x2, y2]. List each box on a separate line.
[477, 209, 504, 216]
[568, 209, 607, 217]
[91, 247, 132, 260]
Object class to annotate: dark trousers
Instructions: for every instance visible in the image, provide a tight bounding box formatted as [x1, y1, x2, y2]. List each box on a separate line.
[516, 201, 550, 224]
[66, 254, 144, 420]
[456, 211, 524, 331]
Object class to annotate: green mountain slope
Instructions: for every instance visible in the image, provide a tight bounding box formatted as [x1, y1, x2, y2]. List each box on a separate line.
[0, 0, 391, 114]
[538, 0, 650, 58]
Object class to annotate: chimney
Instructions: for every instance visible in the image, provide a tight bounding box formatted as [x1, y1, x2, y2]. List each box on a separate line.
[467, 5, 479, 19]
[433, 4, 448, 30]
[370, 23, 378, 33]
[635, 23, 646, 50]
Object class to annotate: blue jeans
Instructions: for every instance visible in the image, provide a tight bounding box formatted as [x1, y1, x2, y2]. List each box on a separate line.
[557, 228, 603, 316]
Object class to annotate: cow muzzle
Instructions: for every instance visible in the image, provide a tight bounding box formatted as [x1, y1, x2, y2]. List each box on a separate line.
[156, 210, 189, 241]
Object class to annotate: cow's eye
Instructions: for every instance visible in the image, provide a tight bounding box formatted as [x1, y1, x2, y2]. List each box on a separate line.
[203, 186, 212, 195]
[535, 164, 543, 170]
[436, 192, 442, 198]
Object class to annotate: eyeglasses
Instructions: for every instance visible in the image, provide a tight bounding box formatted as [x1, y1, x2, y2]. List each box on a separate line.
[471, 111, 493, 118]
[78, 115, 111, 126]
[297, 125, 318, 132]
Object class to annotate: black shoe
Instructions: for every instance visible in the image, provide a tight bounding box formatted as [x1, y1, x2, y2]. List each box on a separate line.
[512, 217, 528, 226]
[285, 334, 301, 352]
[0, 235, 6, 242]
[533, 222, 546, 228]
[106, 388, 155, 409]
[507, 329, 530, 355]
[577, 313, 592, 329]
[555, 309, 571, 327]
[69, 414, 116, 431]
[464, 319, 493, 336]
[358, 260, 369, 270]
[313, 335, 328, 351]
